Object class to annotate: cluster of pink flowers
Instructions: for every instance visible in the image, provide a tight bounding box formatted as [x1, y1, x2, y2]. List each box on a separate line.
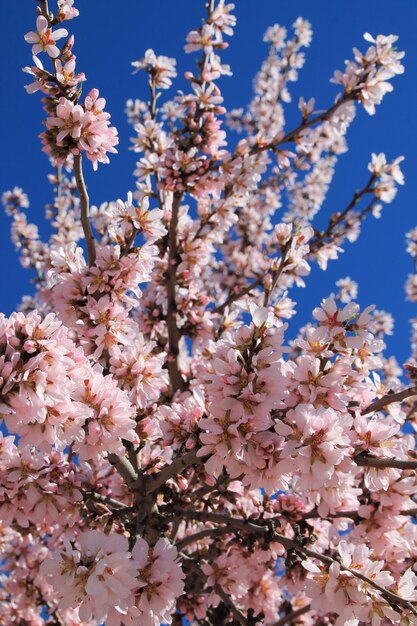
[332, 32, 405, 115]
[24, 5, 118, 168]
[1, 1, 415, 625]
[197, 306, 290, 491]
[41, 531, 184, 625]
[0, 311, 137, 458]
[303, 542, 417, 625]
[44, 90, 118, 169]
[228, 18, 313, 144]
[132, 49, 177, 90]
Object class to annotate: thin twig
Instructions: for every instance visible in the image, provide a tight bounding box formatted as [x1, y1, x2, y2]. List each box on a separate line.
[254, 94, 356, 155]
[213, 239, 291, 316]
[121, 225, 139, 256]
[402, 508, 417, 516]
[74, 153, 96, 265]
[361, 387, 417, 415]
[302, 506, 417, 520]
[299, 543, 417, 616]
[213, 583, 248, 626]
[34, 583, 64, 626]
[172, 509, 417, 616]
[272, 605, 311, 626]
[37, 8, 96, 269]
[38, 0, 50, 21]
[194, 94, 357, 245]
[176, 527, 230, 551]
[214, 273, 265, 315]
[166, 192, 185, 392]
[92, 493, 128, 510]
[309, 173, 376, 253]
[263, 239, 292, 307]
[208, 94, 357, 181]
[173, 509, 267, 533]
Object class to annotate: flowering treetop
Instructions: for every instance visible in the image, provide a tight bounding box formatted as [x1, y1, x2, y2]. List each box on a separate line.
[1, 0, 417, 625]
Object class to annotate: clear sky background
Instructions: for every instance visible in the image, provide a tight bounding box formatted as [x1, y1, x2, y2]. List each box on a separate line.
[1, 1, 416, 367]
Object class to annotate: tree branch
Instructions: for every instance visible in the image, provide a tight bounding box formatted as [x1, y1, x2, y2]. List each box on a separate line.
[73, 153, 96, 266]
[176, 527, 230, 551]
[37, 5, 97, 273]
[108, 453, 137, 487]
[213, 583, 249, 626]
[402, 508, 417, 516]
[38, 1, 50, 20]
[173, 510, 417, 616]
[214, 273, 265, 315]
[361, 387, 417, 415]
[354, 455, 417, 470]
[34, 583, 65, 626]
[299, 543, 417, 616]
[92, 493, 128, 510]
[272, 605, 311, 626]
[166, 192, 185, 393]
[173, 509, 269, 534]
[211, 94, 357, 169]
[213, 238, 292, 316]
[263, 239, 292, 307]
[309, 173, 376, 254]
[269, 94, 356, 151]
[195, 88, 356, 246]
[145, 449, 200, 493]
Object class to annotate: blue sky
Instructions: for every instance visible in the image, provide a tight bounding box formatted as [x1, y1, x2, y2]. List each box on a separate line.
[1, 0, 416, 366]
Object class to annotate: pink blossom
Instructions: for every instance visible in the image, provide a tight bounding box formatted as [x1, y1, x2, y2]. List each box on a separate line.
[24, 16, 68, 58]
[3, 4, 416, 626]
[57, 0, 79, 21]
[41, 530, 137, 623]
[132, 49, 177, 90]
[47, 97, 84, 144]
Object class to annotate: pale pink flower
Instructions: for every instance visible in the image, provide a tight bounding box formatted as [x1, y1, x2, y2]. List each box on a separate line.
[41, 530, 137, 623]
[57, 0, 79, 21]
[24, 16, 68, 58]
[47, 97, 84, 144]
[55, 57, 86, 87]
[132, 49, 177, 90]
[396, 569, 417, 601]
[211, 1, 236, 37]
[185, 24, 221, 55]
[116, 538, 185, 626]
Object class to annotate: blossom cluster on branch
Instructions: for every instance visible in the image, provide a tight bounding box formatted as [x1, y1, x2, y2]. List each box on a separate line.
[1, 1, 416, 625]
[24, 2, 118, 170]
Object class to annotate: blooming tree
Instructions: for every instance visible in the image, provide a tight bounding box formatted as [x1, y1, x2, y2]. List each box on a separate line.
[1, 1, 417, 625]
